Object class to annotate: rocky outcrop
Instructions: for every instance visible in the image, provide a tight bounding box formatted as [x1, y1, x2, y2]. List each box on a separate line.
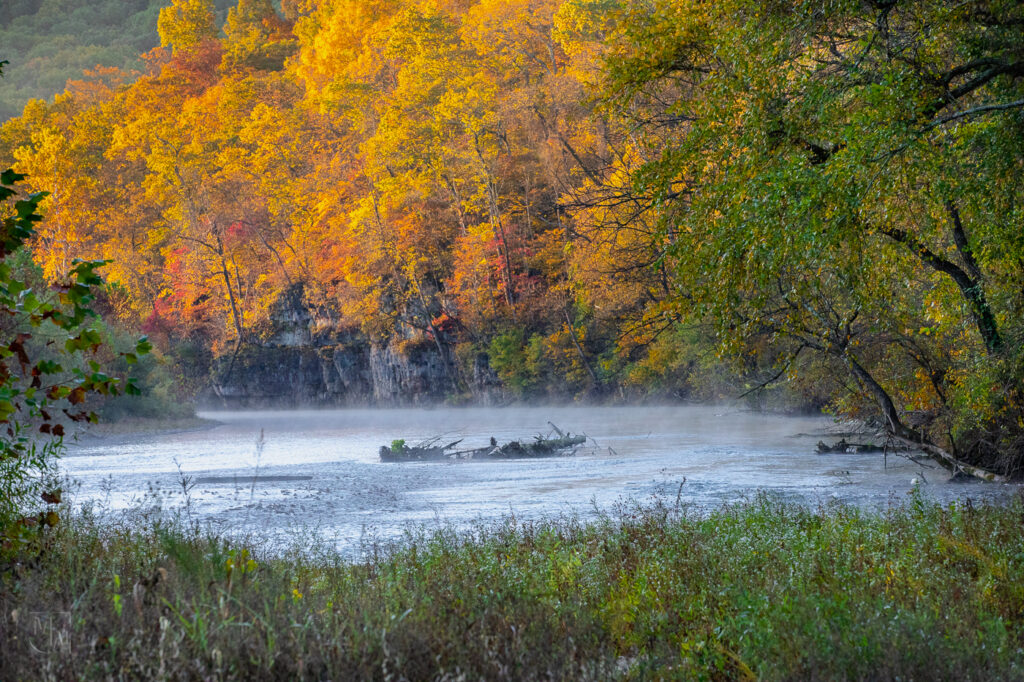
[369, 342, 451, 404]
[203, 340, 482, 407]
[199, 285, 499, 408]
[470, 351, 503, 406]
[206, 345, 347, 406]
[265, 284, 313, 347]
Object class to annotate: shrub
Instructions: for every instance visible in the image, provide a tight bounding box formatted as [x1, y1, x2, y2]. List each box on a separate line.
[0, 161, 148, 531]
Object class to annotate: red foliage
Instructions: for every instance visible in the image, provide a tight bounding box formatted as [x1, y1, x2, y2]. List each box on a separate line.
[141, 298, 173, 337]
[430, 312, 459, 335]
[167, 38, 223, 91]
[165, 246, 188, 277]
[226, 220, 252, 241]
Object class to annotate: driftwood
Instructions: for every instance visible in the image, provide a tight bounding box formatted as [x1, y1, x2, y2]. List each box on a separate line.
[379, 444, 452, 462]
[487, 434, 587, 459]
[841, 354, 1008, 481]
[816, 439, 889, 455]
[380, 427, 586, 463]
[815, 433, 1008, 483]
[378, 437, 465, 462]
[889, 435, 1009, 483]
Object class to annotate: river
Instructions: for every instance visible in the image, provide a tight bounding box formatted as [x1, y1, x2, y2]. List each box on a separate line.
[63, 406, 1019, 553]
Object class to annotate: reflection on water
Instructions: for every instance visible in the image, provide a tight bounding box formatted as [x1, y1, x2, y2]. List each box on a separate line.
[64, 406, 1020, 552]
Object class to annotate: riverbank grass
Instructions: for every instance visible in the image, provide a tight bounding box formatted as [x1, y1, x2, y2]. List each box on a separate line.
[3, 494, 1023, 679]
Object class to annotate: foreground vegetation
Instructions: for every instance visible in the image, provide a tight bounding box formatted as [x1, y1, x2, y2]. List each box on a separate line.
[3, 495, 1024, 680]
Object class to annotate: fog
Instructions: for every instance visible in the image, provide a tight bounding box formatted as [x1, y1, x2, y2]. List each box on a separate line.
[63, 406, 1019, 553]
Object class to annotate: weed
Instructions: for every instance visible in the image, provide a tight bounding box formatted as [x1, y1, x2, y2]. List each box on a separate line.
[2, 495, 1023, 679]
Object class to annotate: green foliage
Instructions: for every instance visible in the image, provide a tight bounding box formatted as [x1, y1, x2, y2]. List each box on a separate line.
[0, 165, 149, 527]
[0, 0, 163, 120]
[487, 330, 547, 398]
[600, 0, 1024, 472]
[4, 497, 1024, 678]
[622, 325, 699, 395]
[95, 335, 194, 421]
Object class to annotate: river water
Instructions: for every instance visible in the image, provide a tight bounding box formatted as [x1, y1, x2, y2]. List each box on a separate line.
[63, 406, 1019, 552]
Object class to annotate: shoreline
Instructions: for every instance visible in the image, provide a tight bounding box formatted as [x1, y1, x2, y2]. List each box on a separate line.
[69, 415, 222, 445]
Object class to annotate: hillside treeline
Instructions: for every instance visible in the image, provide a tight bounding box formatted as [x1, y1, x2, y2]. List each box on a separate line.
[2, 0, 1023, 477]
[0, 0, 239, 120]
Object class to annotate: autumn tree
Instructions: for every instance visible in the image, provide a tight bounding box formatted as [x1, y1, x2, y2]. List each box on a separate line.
[598, 0, 1024, 477]
[158, 0, 217, 55]
[0, 114, 149, 530]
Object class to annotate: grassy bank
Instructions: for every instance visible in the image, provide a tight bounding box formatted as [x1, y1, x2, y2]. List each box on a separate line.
[80, 415, 220, 439]
[2, 494, 1024, 680]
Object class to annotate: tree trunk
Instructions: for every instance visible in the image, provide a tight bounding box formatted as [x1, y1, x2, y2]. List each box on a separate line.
[215, 231, 245, 344]
[844, 350, 1006, 481]
[564, 309, 600, 387]
[877, 224, 1002, 353]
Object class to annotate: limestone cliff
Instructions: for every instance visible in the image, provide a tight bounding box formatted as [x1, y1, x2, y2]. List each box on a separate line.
[199, 287, 502, 407]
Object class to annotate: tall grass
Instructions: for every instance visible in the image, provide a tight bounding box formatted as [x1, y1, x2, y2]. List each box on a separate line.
[2, 492, 1023, 680]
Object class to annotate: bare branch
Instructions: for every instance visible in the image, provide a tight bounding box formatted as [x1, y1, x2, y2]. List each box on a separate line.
[923, 97, 1024, 130]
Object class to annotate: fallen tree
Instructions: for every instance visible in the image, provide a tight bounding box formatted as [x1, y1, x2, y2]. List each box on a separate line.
[379, 427, 587, 463]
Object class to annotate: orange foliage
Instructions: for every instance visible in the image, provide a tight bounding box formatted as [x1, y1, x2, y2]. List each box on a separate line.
[0, 0, 644, 398]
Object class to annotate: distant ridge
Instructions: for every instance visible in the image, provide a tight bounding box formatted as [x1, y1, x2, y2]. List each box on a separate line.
[0, 0, 234, 120]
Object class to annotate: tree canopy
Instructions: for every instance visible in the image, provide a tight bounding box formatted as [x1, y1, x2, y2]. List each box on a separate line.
[1, 0, 1022, 476]
[596, 0, 1024, 476]
[0, 62, 151, 530]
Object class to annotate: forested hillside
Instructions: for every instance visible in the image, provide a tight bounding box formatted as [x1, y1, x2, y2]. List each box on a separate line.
[0, 0, 235, 120]
[1, 0, 698, 407]
[2, 0, 1023, 477]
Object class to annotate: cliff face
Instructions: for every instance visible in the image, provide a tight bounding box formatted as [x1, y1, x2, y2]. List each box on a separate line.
[199, 287, 502, 408]
[368, 343, 450, 404]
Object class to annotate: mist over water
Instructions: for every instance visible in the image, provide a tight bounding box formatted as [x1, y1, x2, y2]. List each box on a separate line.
[64, 406, 1020, 553]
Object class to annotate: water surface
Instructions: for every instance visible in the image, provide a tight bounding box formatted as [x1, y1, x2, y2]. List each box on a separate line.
[64, 406, 1018, 552]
